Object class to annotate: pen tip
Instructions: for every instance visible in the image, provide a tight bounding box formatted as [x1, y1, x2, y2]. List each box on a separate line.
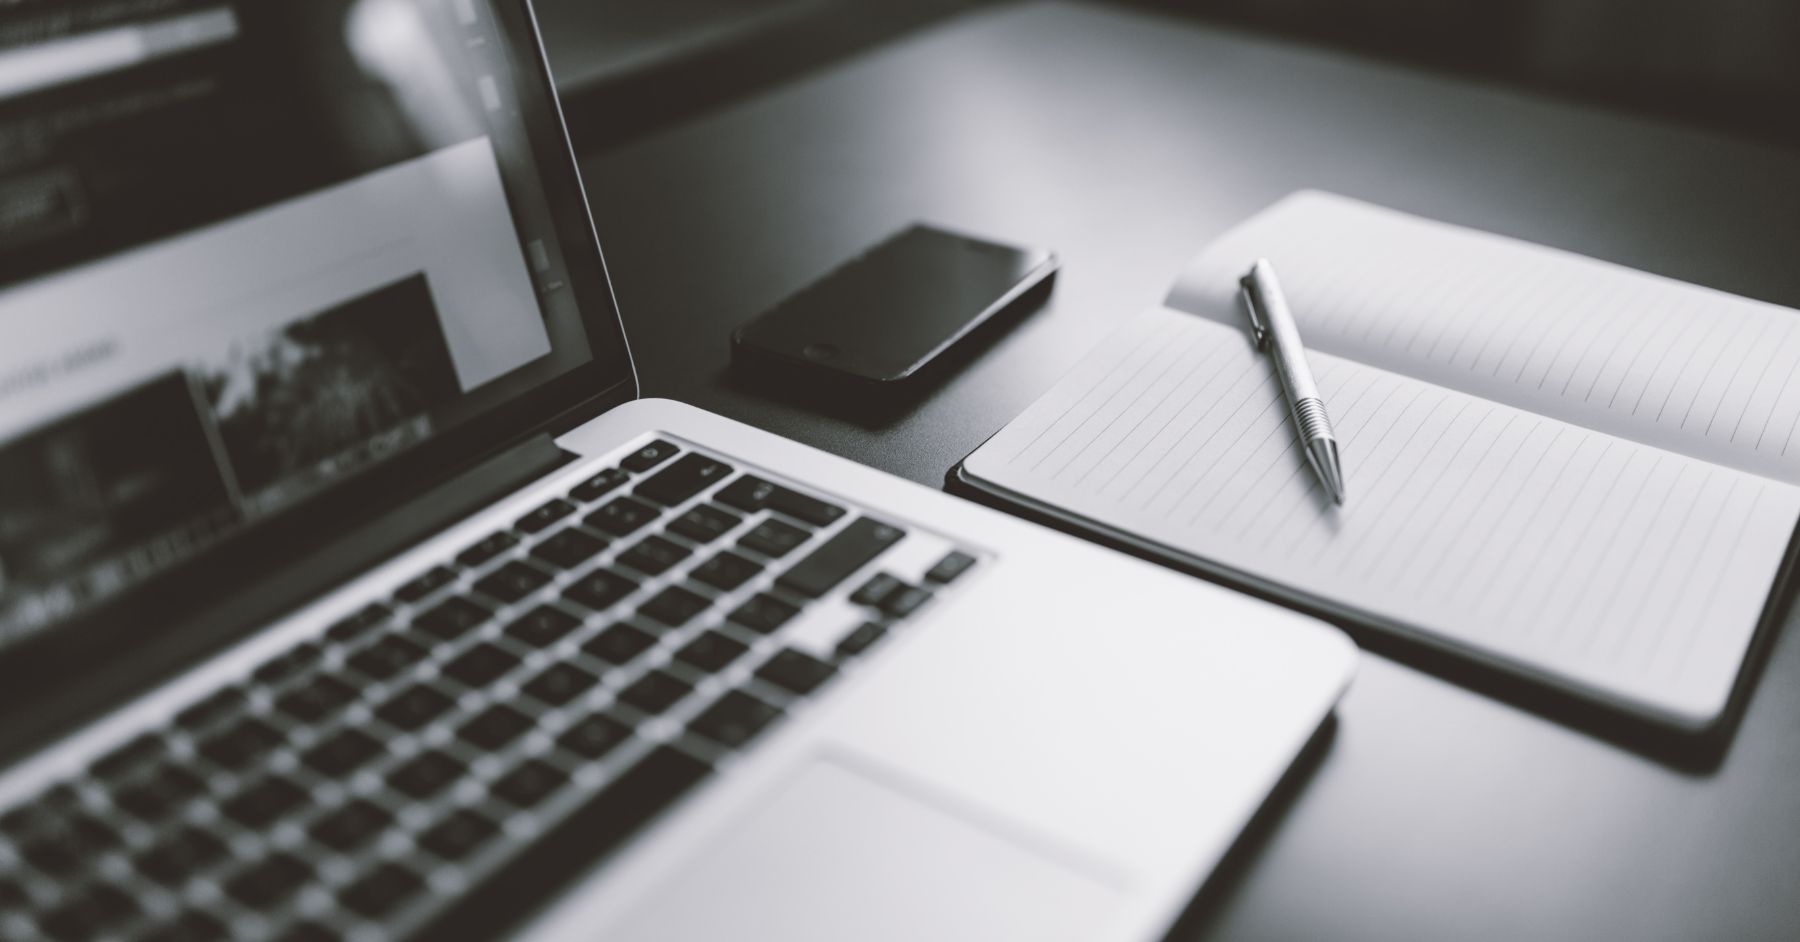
[1307, 439, 1346, 506]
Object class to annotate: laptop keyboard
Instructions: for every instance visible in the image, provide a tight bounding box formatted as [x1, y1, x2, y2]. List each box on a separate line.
[0, 438, 983, 942]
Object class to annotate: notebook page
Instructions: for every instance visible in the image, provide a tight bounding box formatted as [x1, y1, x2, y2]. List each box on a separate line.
[963, 307, 1800, 721]
[1167, 191, 1800, 486]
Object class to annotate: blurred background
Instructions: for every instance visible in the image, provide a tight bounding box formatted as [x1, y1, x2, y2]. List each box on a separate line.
[535, 0, 1800, 150]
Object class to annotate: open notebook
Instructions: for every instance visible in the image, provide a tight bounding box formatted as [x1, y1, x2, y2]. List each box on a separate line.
[955, 191, 1800, 732]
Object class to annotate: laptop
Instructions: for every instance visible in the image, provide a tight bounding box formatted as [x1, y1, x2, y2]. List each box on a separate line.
[0, 2, 1355, 940]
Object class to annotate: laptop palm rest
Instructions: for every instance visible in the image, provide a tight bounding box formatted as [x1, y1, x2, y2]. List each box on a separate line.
[604, 752, 1126, 942]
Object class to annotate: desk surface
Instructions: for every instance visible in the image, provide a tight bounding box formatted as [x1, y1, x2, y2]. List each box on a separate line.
[573, 3, 1800, 939]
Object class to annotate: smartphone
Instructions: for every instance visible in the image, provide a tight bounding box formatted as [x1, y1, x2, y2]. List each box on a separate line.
[731, 224, 1057, 386]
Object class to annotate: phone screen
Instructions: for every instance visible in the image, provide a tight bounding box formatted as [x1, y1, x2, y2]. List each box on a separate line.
[733, 225, 1055, 383]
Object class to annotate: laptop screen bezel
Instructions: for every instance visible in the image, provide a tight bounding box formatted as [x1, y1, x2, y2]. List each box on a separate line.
[0, 0, 639, 757]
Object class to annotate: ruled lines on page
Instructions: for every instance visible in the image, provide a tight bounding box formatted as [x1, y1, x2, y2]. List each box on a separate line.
[1168, 191, 1800, 486]
[967, 308, 1800, 717]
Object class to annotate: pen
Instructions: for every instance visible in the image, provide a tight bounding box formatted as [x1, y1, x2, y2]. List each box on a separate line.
[1240, 258, 1346, 505]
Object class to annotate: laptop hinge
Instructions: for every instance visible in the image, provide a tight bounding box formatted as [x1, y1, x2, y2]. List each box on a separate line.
[358, 432, 577, 556]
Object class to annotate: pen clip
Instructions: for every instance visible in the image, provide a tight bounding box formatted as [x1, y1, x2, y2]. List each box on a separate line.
[1239, 273, 1270, 351]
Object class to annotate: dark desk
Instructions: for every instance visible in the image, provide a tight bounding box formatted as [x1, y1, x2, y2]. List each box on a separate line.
[572, 3, 1800, 939]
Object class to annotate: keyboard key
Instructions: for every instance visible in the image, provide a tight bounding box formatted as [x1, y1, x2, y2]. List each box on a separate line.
[39, 882, 139, 940]
[849, 572, 902, 606]
[715, 476, 846, 526]
[441, 642, 522, 688]
[396, 567, 456, 603]
[135, 826, 227, 885]
[727, 593, 799, 634]
[0, 797, 47, 838]
[737, 518, 810, 558]
[456, 529, 519, 568]
[91, 733, 165, 781]
[407, 746, 710, 941]
[347, 633, 428, 681]
[619, 439, 679, 472]
[674, 631, 748, 672]
[569, 467, 630, 502]
[523, 663, 600, 706]
[557, 713, 632, 760]
[375, 683, 456, 731]
[252, 641, 322, 686]
[139, 911, 228, 942]
[198, 717, 285, 770]
[925, 550, 978, 584]
[531, 527, 607, 569]
[34, 782, 81, 814]
[881, 585, 933, 618]
[690, 551, 762, 591]
[516, 498, 576, 534]
[491, 759, 568, 808]
[276, 674, 358, 722]
[638, 585, 711, 626]
[689, 690, 783, 749]
[586, 496, 661, 536]
[766, 486, 847, 527]
[221, 776, 308, 827]
[419, 808, 498, 861]
[112, 763, 205, 821]
[776, 517, 905, 598]
[224, 852, 310, 907]
[619, 670, 692, 714]
[325, 603, 393, 643]
[616, 535, 691, 575]
[459, 705, 534, 751]
[582, 624, 656, 665]
[505, 605, 581, 647]
[302, 729, 386, 776]
[713, 475, 778, 512]
[667, 504, 742, 543]
[634, 453, 734, 506]
[19, 813, 117, 876]
[273, 921, 335, 942]
[339, 862, 423, 918]
[473, 560, 552, 603]
[414, 595, 494, 641]
[835, 622, 888, 658]
[564, 568, 640, 611]
[596, 744, 709, 825]
[756, 649, 837, 695]
[309, 798, 392, 852]
[175, 686, 246, 731]
[17, 785, 89, 828]
[389, 750, 466, 799]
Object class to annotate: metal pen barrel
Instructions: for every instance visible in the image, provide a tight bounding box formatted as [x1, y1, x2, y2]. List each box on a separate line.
[1241, 258, 1346, 504]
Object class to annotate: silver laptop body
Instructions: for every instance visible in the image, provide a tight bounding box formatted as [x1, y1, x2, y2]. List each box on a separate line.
[0, 3, 1355, 940]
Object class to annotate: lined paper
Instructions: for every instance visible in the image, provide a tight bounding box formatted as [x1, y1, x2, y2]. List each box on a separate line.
[1168, 192, 1800, 485]
[965, 308, 1800, 721]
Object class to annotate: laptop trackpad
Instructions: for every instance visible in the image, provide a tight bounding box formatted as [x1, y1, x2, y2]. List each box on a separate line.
[611, 752, 1127, 942]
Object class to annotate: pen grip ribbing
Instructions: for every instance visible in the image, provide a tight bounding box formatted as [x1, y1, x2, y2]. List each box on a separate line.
[1292, 397, 1335, 442]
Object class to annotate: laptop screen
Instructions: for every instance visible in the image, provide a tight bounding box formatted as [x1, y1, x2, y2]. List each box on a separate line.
[0, 1, 627, 656]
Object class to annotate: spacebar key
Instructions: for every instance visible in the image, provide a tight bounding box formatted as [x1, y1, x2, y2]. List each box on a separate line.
[410, 745, 711, 941]
[776, 517, 906, 598]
